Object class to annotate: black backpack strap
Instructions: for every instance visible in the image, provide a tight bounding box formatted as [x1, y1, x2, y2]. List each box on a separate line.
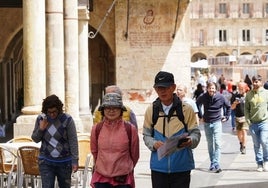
[175, 100, 188, 133]
[172, 94, 188, 133]
[152, 98, 167, 137]
[152, 98, 160, 126]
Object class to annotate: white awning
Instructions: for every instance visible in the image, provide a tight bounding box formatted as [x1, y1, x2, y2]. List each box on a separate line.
[190, 59, 209, 68]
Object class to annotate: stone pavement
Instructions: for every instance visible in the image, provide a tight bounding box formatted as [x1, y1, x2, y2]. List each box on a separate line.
[134, 119, 268, 188]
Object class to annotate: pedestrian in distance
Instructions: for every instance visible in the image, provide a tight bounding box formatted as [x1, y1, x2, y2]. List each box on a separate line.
[196, 81, 231, 173]
[192, 83, 204, 101]
[245, 75, 268, 172]
[264, 81, 268, 90]
[244, 74, 252, 90]
[90, 93, 140, 188]
[230, 82, 249, 154]
[176, 83, 199, 124]
[143, 71, 201, 188]
[230, 84, 239, 131]
[31, 94, 79, 188]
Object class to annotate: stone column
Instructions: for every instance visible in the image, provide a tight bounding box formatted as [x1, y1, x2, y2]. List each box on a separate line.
[78, 7, 93, 132]
[46, 0, 65, 101]
[22, 0, 46, 111]
[64, 0, 79, 119]
[14, 0, 46, 137]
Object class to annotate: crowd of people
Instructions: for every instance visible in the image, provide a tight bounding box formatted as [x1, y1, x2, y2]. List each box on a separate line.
[192, 71, 268, 174]
[31, 70, 268, 188]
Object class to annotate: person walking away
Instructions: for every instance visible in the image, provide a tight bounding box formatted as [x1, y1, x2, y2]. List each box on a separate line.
[90, 93, 140, 188]
[31, 94, 79, 188]
[244, 74, 252, 90]
[245, 75, 268, 172]
[230, 82, 249, 154]
[196, 82, 231, 173]
[192, 83, 204, 101]
[93, 85, 138, 128]
[143, 71, 201, 188]
[230, 84, 238, 131]
[220, 83, 232, 123]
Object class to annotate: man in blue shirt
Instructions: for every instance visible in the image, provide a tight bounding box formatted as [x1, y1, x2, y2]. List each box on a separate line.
[196, 82, 231, 173]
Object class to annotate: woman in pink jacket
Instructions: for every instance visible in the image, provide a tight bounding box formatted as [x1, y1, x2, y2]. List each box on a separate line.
[90, 93, 140, 188]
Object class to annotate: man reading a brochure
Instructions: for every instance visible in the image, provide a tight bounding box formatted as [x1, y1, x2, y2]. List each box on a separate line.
[143, 71, 201, 188]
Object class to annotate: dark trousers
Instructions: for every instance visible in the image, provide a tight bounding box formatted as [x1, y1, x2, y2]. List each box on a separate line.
[39, 159, 72, 188]
[151, 170, 191, 188]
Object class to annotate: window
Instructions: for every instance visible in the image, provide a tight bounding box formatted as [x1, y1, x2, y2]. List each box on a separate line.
[242, 3, 250, 14]
[199, 29, 204, 46]
[219, 3, 226, 14]
[242, 29, 250, 41]
[266, 3, 268, 14]
[219, 30, 227, 42]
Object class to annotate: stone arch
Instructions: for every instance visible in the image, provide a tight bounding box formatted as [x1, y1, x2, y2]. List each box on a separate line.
[216, 52, 229, 57]
[88, 25, 115, 112]
[0, 28, 23, 127]
[4, 29, 23, 63]
[241, 52, 252, 55]
[191, 52, 207, 62]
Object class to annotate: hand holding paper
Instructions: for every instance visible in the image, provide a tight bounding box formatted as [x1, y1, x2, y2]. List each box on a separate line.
[177, 137, 190, 148]
[157, 133, 190, 160]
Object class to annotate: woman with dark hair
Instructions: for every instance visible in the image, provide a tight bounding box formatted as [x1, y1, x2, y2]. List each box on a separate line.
[31, 94, 78, 188]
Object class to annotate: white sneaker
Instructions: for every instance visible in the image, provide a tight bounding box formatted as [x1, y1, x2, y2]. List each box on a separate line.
[257, 164, 263, 172]
[263, 162, 268, 172]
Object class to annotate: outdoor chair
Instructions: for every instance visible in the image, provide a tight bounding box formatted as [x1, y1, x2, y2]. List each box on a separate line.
[0, 146, 17, 188]
[17, 146, 41, 188]
[74, 139, 92, 188]
[7, 136, 33, 143]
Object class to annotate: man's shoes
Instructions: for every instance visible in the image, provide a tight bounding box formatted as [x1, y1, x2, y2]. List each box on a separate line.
[257, 164, 263, 172]
[209, 163, 215, 171]
[241, 146, 246, 154]
[214, 164, 222, 173]
[263, 162, 268, 172]
[209, 163, 222, 173]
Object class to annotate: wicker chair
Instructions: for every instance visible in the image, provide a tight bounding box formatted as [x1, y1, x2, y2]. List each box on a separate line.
[17, 146, 40, 188]
[7, 136, 33, 143]
[0, 147, 17, 188]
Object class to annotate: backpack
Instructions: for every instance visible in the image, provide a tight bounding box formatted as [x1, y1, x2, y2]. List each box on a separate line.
[151, 96, 188, 137]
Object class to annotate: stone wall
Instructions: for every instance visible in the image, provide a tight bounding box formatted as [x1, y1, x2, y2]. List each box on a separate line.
[114, 0, 191, 95]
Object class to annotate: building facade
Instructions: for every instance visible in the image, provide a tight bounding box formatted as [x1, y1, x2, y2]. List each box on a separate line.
[190, 0, 268, 82]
